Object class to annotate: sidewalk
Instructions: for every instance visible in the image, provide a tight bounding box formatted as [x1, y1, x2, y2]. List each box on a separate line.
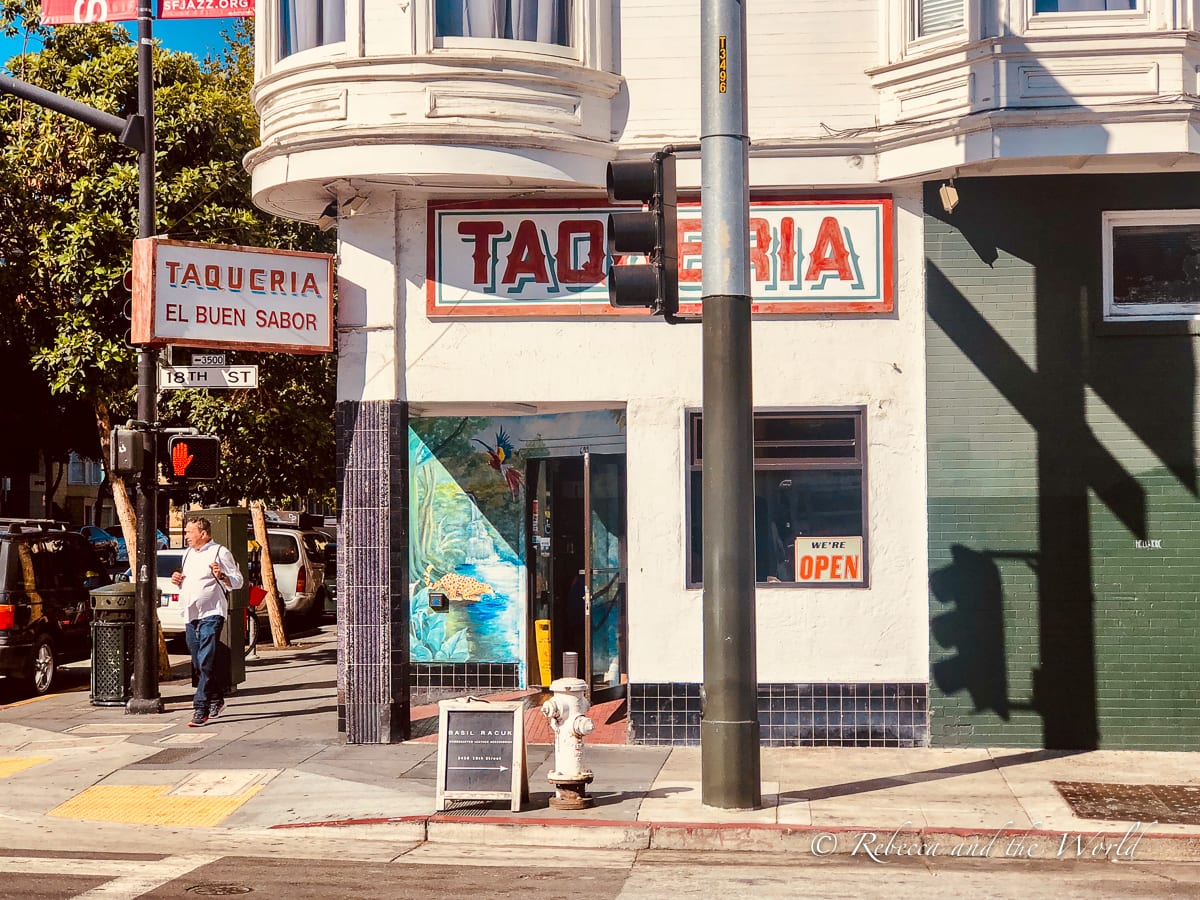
[0, 624, 1198, 865]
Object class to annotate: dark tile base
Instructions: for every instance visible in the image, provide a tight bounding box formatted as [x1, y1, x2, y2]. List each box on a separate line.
[414, 663, 520, 693]
[630, 682, 929, 747]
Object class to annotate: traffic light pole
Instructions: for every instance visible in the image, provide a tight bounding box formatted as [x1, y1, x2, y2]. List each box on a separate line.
[699, 0, 760, 809]
[128, 0, 163, 714]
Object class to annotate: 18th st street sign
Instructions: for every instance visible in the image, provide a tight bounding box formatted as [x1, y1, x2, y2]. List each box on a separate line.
[131, 238, 334, 354]
[158, 365, 260, 390]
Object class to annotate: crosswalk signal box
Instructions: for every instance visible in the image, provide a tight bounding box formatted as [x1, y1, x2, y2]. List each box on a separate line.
[165, 435, 220, 481]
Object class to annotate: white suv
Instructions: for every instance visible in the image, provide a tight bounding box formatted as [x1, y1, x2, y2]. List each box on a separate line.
[253, 529, 328, 624]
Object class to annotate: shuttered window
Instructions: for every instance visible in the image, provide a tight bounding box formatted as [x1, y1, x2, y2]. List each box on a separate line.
[916, 0, 963, 36]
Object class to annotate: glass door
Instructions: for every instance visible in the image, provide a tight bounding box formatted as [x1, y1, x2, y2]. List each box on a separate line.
[583, 452, 627, 700]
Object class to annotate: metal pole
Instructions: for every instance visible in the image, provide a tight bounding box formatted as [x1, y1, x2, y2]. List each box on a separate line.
[0, 74, 143, 150]
[699, 0, 760, 809]
[582, 449, 592, 695]
[127, 0, 162, 714]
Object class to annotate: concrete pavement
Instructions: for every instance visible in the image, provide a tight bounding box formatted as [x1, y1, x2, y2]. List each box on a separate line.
[0, 623, 1198, 866]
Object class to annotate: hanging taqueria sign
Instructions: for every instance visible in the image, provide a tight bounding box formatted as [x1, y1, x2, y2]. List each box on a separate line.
[130, 238, 334, 354]
[427, 196, 894, 318]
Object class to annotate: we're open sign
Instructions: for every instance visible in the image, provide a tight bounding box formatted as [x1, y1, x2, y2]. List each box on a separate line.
[794, 536, 864, 585]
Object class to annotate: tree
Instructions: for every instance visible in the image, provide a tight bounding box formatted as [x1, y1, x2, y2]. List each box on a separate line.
[0, 11, 336, 545]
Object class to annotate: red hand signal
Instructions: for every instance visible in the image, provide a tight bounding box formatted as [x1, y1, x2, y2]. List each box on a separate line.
[172, 441, 194, 476]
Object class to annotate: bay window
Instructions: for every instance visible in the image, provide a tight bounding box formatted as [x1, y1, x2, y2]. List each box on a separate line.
[435, 0, 572, 47]
[279, 0, 346, 59]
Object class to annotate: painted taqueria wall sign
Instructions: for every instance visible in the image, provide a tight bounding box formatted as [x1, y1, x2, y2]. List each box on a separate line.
[428, 196, 895, 317]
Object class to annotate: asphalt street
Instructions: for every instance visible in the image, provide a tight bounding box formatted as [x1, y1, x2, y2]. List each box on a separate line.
[0, 847, 1196, 899]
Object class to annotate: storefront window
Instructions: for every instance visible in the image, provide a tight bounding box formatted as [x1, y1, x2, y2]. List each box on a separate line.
[279, 0, 346, 59]
[687, 410, 867, 587]
[435, 0, 572, 47]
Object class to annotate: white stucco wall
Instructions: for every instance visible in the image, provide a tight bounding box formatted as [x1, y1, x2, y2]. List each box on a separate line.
[306, 1, 928, 689]
[327, 183, 928, 686]
[616, 1, 883, 146]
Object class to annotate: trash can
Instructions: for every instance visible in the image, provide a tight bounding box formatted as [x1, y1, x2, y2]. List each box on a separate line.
[89, 582, 141, 707]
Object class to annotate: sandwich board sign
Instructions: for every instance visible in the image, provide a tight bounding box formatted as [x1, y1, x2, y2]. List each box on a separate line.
[435, 698, 528, 812]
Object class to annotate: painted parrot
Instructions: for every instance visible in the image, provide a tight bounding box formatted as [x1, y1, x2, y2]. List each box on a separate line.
[474, 427, 524, 500]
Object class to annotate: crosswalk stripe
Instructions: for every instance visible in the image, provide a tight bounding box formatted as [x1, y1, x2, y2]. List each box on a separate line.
[0, 854, 220, 898]
[69, 854, 221, 899]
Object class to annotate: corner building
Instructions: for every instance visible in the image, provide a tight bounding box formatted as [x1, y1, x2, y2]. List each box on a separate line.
[250, 1, 1200, 750]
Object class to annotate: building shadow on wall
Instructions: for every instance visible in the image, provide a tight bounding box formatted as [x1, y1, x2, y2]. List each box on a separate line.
[925, 175, 1198, 749]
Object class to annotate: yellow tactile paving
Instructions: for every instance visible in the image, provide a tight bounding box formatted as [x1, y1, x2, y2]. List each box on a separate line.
[0, 757, 52, 778]
[48, 783, 264, 827]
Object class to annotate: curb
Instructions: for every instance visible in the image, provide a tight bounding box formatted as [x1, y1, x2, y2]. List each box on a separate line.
[269, 815, 1200, 863]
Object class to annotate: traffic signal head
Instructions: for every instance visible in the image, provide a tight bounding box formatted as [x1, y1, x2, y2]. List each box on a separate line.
[165, 435, 220, 481]
[606, 152, 678, 318]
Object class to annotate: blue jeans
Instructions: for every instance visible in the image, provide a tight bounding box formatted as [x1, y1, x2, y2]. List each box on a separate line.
[185, 615, 226, 711]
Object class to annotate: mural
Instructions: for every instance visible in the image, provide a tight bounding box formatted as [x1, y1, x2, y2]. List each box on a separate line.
[409, 411, 626, 677]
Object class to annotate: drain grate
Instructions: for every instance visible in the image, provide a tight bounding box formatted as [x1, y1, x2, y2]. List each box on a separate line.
[440, 800, 503, 817]
[410, 715, 439, 739]
[1054, 781, 1200, 825]
[128, 748, 199, 767]
[185, 884, 252, 895]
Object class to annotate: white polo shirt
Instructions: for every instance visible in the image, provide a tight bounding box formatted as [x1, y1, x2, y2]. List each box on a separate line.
[179, 539, 245, 622]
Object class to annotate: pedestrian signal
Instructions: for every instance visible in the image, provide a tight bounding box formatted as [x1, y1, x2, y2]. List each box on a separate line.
[165, 435, 220, 481]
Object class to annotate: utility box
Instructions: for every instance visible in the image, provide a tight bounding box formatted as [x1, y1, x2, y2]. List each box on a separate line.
[185, 507, 249, 690]
[89, 582, 138, 706]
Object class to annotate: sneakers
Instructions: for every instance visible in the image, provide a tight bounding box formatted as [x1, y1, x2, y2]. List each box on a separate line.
[188, 709, 210, 728]
[208, 699, 226, 719]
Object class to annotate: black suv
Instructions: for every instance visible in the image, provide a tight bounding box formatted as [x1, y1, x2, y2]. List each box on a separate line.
[0, 520, 111, 696]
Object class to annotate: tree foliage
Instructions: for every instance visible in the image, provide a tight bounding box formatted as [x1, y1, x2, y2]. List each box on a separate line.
[0, 10, 335, 509]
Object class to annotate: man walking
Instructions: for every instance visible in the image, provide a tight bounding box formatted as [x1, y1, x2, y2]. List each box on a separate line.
[172, 516, 244, 727]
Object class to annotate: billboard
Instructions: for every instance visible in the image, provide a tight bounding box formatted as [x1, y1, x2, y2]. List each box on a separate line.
[130, 238, 335, 354]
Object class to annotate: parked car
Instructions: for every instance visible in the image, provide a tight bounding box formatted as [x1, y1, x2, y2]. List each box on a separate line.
[0, 520, 111, 696]
[103, 524, 170, 562]
[249, 528, 329, 625]
[77, 525, 120, 568]
[148, 549, 187, 638]
[306, 527, 337, 616]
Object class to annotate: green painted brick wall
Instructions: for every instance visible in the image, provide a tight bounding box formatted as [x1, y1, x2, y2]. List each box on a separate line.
[925, 174, 1200, 750]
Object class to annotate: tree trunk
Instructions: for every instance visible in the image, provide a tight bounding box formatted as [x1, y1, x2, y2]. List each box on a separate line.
[96, 399, 165, 680]
[157, 621, 173, 680]
[250, 501, 290, 648]
[96, 400, 138, 573]
[43, 453, 64, 520]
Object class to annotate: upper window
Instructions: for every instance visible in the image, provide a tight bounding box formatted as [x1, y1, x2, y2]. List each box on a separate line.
[67, 453, 104, 486]
[1103, 210, 1200, 322]
[435, 0, 572, 47]
[1033, 0, 1133, 11]
[279, 0, 346, 59]
[687, 410, 868, 588]
[915, 0, 964, 37]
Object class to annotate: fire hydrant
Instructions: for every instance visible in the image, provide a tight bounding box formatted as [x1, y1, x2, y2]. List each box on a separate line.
[541, 677, 595, 809]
